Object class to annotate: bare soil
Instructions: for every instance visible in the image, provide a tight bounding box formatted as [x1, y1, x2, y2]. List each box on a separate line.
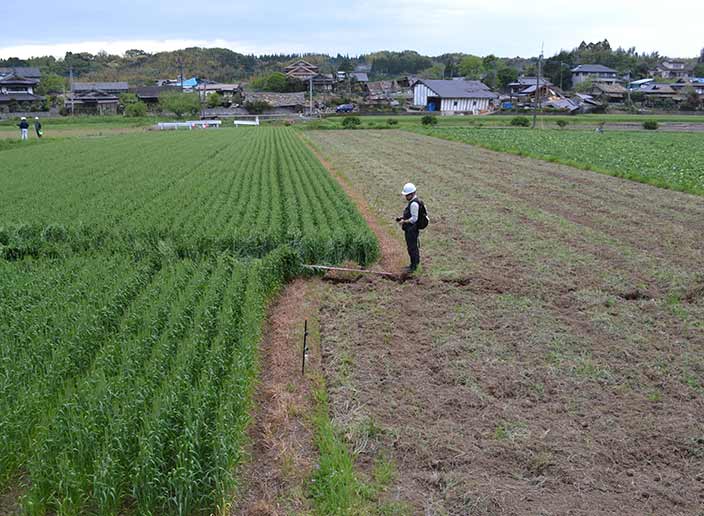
[307, 130, 704, 515]
[0, 482, 20, 516]
[233, 278, 321, 516]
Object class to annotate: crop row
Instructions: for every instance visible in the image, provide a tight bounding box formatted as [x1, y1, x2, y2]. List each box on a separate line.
[417, 127, 704, 195]
[0, 128, 378, 265]
[0, 247, 298, 514]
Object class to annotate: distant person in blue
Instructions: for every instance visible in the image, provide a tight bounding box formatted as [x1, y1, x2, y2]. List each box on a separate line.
[18, 117, 29, 140]
[34, 117, 43, 138]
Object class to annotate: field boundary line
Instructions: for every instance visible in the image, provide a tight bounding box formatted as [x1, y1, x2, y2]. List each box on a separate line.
[232, 278, 321, 515]
[297, 131, 407, 272]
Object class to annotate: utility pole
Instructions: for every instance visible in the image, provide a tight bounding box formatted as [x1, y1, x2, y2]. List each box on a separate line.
[200, 82, 205, 119]
[69, 66, 74, 116]
[532, 45, 543, 129]
[177, 55, 184, 92]
[309, 76, 313, 116]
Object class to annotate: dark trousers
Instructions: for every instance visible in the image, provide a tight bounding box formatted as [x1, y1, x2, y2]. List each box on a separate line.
[404, 226, 420, 269]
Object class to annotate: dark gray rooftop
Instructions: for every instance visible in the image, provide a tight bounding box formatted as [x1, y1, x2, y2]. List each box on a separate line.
[418, 79, 497, 99]
[509, 76, 552, 87]
[571, 64, 618, 74]
[72, 82, 129, 91]
[0, 67, 41, 79]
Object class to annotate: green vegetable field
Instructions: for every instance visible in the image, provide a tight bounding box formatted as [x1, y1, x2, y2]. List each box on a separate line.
[417, 127, 704, 195]
[0, 128, 377, 514]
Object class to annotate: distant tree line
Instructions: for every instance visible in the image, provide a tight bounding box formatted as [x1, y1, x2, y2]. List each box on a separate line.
[1, 41, 701, 93]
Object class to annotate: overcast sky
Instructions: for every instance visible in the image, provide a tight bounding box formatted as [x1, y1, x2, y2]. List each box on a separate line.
[1, 0, 702, 59]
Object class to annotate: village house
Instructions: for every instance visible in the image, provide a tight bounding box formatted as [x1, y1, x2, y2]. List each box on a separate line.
[413, 79, 498, 114]
[397, 76, 420, 89]
[157, 77, 199, 91]
[684, 78, 704, 95]
[350, 72, 369, 83]
[197, 83, 243, 103]
[243, 91, 305, 113]
[587, 82, 627, 103]
[284, 60, 319, 81]
[0, 72, 44, 112]
[571, 64, 619, 85]
[636, 83, 682, 106]
[68, 81, 129, 115]
[311, 74, 335, 92]
[651, 61, 694, 80]
[507, 76, 553, 96]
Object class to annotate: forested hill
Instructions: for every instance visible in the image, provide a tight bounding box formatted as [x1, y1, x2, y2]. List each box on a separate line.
[0, 48, 448, 85]
[1, 42, 701, 89]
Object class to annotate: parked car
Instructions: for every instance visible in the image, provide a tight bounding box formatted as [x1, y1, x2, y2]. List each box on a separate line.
[335, 104, 354, 113]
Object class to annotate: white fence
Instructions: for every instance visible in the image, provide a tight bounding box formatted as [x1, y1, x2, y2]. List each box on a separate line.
[234, 116, 260, 127]
[157, 120, 222, 130]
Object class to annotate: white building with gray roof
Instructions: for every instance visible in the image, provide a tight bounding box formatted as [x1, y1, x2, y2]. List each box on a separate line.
[413, 79, 498, 114]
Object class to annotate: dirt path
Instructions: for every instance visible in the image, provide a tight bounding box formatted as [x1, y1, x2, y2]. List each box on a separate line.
[233, 279, 321, 515]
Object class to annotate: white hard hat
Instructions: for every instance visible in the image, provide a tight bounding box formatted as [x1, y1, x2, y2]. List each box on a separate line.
[35, 116, 39, 120]
[401, 183, 416, 196]
[21, 116, 26, 120]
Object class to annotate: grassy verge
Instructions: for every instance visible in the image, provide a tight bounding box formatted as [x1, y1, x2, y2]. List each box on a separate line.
[303, 113, 704, 131]
[309, 379, 367, 514]
[309, 377, 409, 516]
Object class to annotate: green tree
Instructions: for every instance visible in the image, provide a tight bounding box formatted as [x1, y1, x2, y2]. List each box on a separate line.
[119, 92, 139, 106]
[207, 92, 223, 108]
[264, 72, 288, 91]
[420, 63, 445, 79]
[159, 92, 200, 118]
[250, 72, 304, 92]
[341, 116, 361, 128]
[482, 54, 499, 70]
[574, 79, 593, 93]
[497, 67, 519, 89]
[35, 74, 66, 96]
[368, 50, 433, 77]
[124, 101, 147, 117]
[694, 63, 704, 77]
[243, 100, 272, 114]
[335, 54, 354, 72]
[680, 87, 701, 111]
[458, 55, 484, 79]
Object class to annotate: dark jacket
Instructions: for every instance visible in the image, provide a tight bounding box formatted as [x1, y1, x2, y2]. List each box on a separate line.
[402, 197, 423, 231]
[18, 121, 29, 129]
[34, 121, 42, 131]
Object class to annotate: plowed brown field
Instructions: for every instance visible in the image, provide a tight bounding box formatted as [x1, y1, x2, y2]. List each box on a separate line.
[305, 130, 704, 515]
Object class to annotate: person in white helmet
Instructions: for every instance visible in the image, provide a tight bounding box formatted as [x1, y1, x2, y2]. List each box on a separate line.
[396, 182, 424, 272]
[34, 117, 43, 138]
[17, 117, 29, 140]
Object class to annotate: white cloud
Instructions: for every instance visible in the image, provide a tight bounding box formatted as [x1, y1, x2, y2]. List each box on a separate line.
[0, 39, 312, 60]
[1, 0, 702, 59]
